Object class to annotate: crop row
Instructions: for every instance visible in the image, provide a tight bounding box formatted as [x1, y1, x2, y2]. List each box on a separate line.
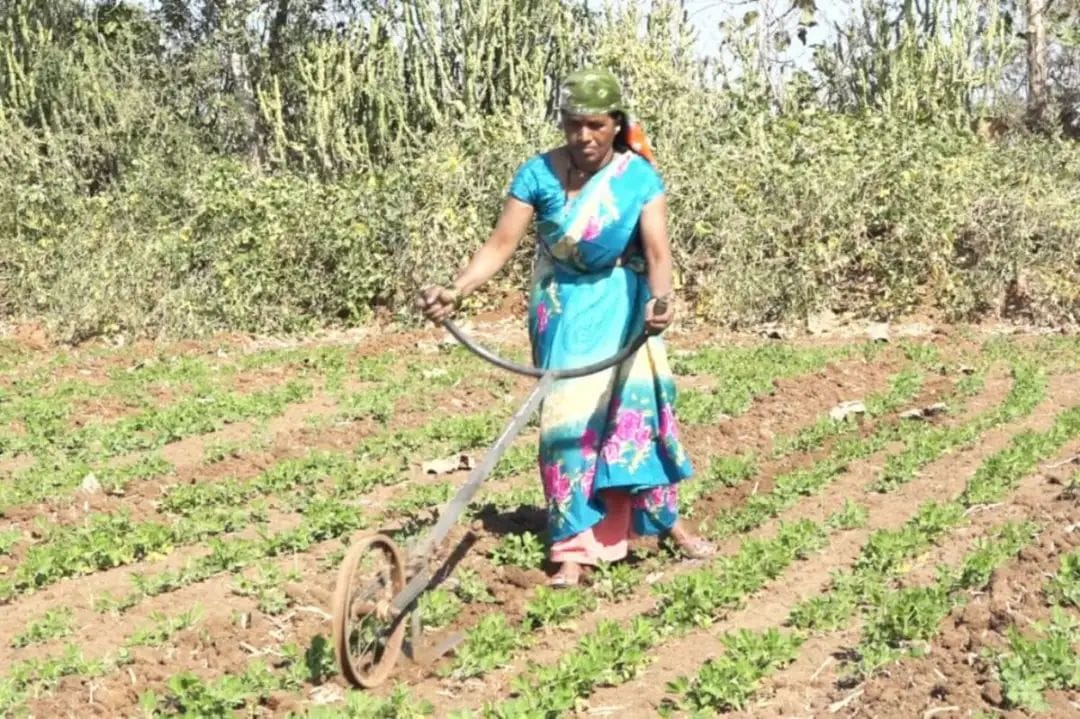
[671, 398, 1080, 713]
[104, 346, 987, 715]
[991, 541, 1080, 711]
[433, 354, 1046, 715]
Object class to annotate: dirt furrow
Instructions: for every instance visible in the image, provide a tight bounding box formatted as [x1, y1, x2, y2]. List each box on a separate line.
[1, 350, 906, 718]
[575, 372, 1051, 718]
[825, 448, 1080, 719]
[728, 387, 1080, 718]
[388, 363, 947, 714]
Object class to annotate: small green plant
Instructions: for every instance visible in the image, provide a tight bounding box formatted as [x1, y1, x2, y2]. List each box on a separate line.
[1047, 549, 1080, 609]
[387, 482, 453, 518]
[419, 589, 463, 630]
[993, 609, 1080, 711]
[337, 391, 395, 424]
[672, 629, 804, 712]
[0, 529, 21, 555]
[231, 563, 296, 615]
[523, 586, 597, 630]
[705, 454, 757, 487]
[788, 592, 859, 631]
[203, 440, 243, 464]
[11, 608, 74, 648]
[303, 635, 338, 685]
[126, 606, 203, 647]
[858, 585, 952, 671]
[444, 614, 523, 680]
[290, 685, 433, 718]
[592, 561, 641, 601]
[826, 499, 869, 530]
[489, 532, 545, 569]
[492, 617, 655, 716]
[453, 568, 497, 604]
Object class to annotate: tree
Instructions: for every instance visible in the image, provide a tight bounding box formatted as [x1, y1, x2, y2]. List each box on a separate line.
[1026, 0, 1048, 122]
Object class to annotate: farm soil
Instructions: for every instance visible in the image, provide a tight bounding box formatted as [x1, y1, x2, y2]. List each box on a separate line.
[2, 320, 1074, 719]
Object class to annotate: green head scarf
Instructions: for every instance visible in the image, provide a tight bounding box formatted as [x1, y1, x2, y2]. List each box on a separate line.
[558, 67, 624, 116]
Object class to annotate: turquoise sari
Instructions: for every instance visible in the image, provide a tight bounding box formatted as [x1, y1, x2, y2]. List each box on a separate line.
[507, 150, 694, 548]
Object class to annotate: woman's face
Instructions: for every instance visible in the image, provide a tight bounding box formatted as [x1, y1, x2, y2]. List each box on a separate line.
[561, 112, 620, 166]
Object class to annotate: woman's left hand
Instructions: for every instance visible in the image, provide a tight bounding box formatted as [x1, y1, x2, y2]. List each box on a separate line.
[645, 296, 675, 334]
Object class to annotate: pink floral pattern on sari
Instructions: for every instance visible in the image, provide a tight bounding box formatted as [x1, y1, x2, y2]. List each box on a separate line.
[632, 484, 679, 516]
[536, 302, 551, 334]
[581, 216, 602, 242]
[542, 461, 571, 505]
[600, 406, 654, 467]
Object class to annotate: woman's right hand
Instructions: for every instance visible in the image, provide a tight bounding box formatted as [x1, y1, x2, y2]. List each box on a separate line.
[417, 285, 460, 324]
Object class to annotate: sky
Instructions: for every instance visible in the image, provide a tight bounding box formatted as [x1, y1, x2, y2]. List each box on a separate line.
[127, 0, 859, 72]
[682, 0, 854, 68]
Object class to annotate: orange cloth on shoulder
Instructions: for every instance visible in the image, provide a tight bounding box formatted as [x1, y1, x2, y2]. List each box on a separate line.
[625, 119, 655, 165]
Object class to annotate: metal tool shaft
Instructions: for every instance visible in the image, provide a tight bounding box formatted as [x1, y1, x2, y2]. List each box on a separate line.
[391, 372, 556, 613]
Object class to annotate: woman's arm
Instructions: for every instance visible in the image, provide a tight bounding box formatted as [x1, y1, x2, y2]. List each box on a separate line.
[638, 193, 676, 332]
[419, 196, 535, 322]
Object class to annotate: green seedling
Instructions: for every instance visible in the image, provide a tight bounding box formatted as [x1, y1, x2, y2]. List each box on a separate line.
[489, 532, 545, 569]
[11, 608, 74, 649]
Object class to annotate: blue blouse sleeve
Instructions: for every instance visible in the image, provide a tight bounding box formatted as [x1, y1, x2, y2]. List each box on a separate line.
[507, 157, 540, 206]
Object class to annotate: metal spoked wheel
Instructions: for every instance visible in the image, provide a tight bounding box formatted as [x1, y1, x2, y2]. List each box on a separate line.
[331, 533, 408, 688]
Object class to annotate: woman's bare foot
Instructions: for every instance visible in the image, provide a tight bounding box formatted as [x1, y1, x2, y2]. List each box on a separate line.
[665, 521, 716, 559]
[547, 561, 582, 588]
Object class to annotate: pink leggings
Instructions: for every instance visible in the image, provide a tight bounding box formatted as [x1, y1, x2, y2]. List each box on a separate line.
[550, 490, 636, 565]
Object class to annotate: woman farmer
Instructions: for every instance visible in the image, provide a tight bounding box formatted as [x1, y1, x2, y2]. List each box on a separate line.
[420, 68, 713, 587]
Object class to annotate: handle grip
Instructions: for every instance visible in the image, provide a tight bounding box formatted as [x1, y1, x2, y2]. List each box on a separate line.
[430, 292, 669, 380]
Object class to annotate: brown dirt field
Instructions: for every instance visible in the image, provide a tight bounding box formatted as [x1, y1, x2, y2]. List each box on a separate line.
[821, 457, 1080, 719]
[3, 320, 1077, 719]
[729, 392, 1080, 719]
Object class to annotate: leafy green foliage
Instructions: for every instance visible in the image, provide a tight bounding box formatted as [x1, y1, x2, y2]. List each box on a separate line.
[231, 563, 296, 616]
[592, 561, 642, 602]
[872, 363, 1047, 492]
[489, 532, 545, 570]
[0, 645, 115, 716]
[673, 629, 804, 712]
[859, 585, 952, 670]
[420, 589, 464, 630]
[11, 609, 74, 649]
[387, 482, 454, 519]
[445, 615, 523, 680]
[487, 618, 656, 718]
[851, 521, 1040, 678]
[302, 635, 338, 686]
[147, 659, 294, 717]
[126, 607, 203, 648]
[673, 346, 836, 421]
[0, 454, 172, 515]
[453, 568, 498, 604]
[826, 499, 870, 530]
[290, 685, 433, 718]
[994, 610, 1080, 711]
[677, 453, 756, 518]
[656, 519, 827, 629]
[1047, 549, 1080, 609]
[0, 529, 21, 555]
[523, 587, 597, 630]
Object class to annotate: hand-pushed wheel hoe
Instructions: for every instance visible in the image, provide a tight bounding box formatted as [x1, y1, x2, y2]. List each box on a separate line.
[331, 300, 668, 688]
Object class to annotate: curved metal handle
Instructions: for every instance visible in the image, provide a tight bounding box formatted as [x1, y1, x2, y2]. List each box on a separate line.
[442, 298, 668, 379]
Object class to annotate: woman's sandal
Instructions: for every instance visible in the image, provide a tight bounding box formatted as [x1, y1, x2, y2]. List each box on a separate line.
[546, 574, 578, 589]
[677, 537, 716, 560]
[660, 531, 716, 560]
[546, 565, 582, 589]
